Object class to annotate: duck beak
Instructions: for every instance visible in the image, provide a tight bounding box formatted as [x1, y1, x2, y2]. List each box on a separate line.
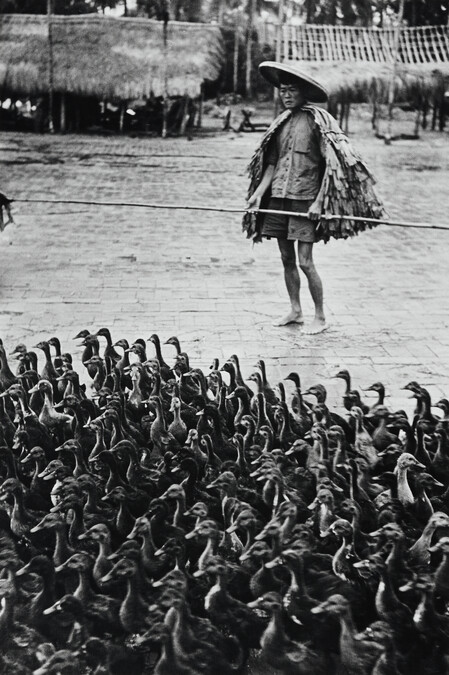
[226, 523, 238, 534]
[428, 543, 441, 553]
[28, 384, 39, 394]
[43, 604, 60, 615]
[310, 604, 326, 614]
[368, 529, 383, 538]
[16, 564, 31, 577]
[185, 531, 197, 540]
[307, 498, 319, 510]
[265, 558, 280, 569]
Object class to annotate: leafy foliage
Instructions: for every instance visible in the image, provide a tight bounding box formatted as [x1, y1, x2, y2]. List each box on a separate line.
[0, 0, 118, 14]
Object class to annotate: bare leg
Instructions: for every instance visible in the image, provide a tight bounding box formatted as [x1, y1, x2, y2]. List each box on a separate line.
[298, 242, 328, 334]
[273, 239, 304, 326]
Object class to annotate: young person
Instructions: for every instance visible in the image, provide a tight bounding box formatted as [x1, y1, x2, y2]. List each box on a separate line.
[244, 61, 384, 333]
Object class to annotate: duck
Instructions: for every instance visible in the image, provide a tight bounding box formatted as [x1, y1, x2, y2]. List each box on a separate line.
[408, 511, 449, 567]
[0, 341, 18, 392]
[148, 334, 172, 381]
[395, 452, 426, 508]
[248, 591, 327, 674]
[28, 380, 73, 437]
[311, 594, 386, 675]
[168, 396, 188, 445]
[350, 406, 378, 468]
[335, 369, 369, 413]
[94, 328, 121, 365]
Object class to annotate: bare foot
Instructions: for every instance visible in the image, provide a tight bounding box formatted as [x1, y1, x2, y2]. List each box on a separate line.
[303, 318, 329, 335]
[273, 310, 304, 327]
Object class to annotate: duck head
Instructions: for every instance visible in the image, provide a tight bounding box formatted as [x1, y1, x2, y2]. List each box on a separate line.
[311, 593, 350, 616]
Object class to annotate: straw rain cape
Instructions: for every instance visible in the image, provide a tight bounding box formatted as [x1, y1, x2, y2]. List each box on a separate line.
[242, 105, 386, 244]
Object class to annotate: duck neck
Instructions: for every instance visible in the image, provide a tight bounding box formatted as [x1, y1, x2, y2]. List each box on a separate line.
[242, 420, 255, 452]
[73, 569, 92, 604]
[67, 503, 85, 545]
[318, 501, 334, 537]
[89, 425, 106, 462]
[333, 438, 347, 474]
[403, 423, 416, 454]
[337, 607, 359, 661]
[332, 536, 350, 580]
[73, 450, 88, 478]
[197, 534, 217, 573]
[173, 494, 186, 528]
[33, 566, 56, 618]
[413, 588, 435, 631]
[242, 521, 256, 554]
[204, 572, 226, 610]
[435, 552, 449, 595]
[53, 523, 73, 567]
[434, 433, 449, 463]
[375, 566, 402, 616]
[256, 394, 270, 431]
[396, 466, 414, 506]
[415, 426, 432, 465]
[261, 608, 285, 654]
[120, 569, 142, 631]
[0, 592, 15, 640]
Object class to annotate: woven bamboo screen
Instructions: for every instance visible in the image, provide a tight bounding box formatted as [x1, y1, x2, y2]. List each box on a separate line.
[259, 23, 449, 64]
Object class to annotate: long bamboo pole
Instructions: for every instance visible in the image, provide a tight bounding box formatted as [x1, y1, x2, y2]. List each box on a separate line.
[13, 199, 449, 232]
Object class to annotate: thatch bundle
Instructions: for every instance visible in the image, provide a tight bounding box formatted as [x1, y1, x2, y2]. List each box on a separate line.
[287, 60, 449, 104]
[0, 14, 224, 100]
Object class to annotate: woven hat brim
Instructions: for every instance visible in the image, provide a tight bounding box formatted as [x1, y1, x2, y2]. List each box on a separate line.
[259, 61, 328, 103]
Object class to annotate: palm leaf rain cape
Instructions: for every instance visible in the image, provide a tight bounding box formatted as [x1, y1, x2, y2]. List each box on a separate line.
[242, 105, 386, 244]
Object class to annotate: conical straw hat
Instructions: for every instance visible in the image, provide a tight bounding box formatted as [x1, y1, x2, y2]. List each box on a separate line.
[259, 61, 328, 103]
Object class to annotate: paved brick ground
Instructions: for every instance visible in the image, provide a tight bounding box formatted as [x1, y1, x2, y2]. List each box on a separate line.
[1, 108, 449, 416]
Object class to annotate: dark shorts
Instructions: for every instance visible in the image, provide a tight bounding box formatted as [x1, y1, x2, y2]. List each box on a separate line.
[262, 198, 316, 242]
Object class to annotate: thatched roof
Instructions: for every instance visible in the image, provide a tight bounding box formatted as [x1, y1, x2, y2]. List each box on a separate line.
[0, 14, 224, 99]
[259, 23, 449, 101]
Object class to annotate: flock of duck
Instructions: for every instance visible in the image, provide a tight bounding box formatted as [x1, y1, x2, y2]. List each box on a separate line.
[1, 329, 449, 674]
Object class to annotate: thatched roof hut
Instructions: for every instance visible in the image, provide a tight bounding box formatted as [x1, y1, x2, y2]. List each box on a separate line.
[259, 23, 449, 102]
[0, 14, 224, 100]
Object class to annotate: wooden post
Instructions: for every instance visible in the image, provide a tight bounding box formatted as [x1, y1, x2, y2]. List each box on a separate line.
[385, 0, 405, 144]
[60, 92, 66, 132]
[233, 14, 239, 101]
[179, 95, 190, 136]
[161, 8, 169, 138]
[274, 0, 285, 115]
[245, 0, 255, 98]
[119, 102, 126, 133]
[197, 83, 203, 128]
[47, 0, 55, 133]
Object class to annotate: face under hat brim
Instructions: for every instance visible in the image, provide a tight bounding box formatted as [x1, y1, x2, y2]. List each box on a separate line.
[259, 61, 328, 103]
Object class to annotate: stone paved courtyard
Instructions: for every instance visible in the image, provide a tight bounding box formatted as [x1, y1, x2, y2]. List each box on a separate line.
[1, 107, 449, 415]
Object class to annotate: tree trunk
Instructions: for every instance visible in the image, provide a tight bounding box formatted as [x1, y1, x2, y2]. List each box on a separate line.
[123, 0, 128, 16]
